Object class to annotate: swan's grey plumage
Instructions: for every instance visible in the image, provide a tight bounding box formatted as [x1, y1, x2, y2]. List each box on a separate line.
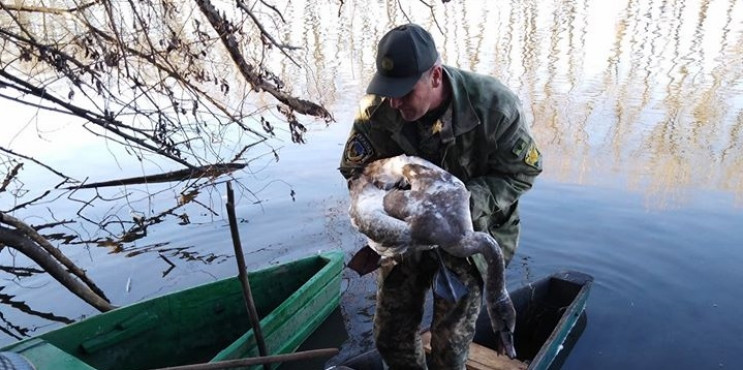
[348, 155, 435, 258]
[348, 154, 517, 358]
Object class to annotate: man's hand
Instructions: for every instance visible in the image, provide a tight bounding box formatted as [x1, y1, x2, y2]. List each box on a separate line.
[347, 245, 381, 276]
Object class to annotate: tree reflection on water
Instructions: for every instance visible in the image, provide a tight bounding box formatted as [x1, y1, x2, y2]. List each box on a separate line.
[1, 0, 742, 357]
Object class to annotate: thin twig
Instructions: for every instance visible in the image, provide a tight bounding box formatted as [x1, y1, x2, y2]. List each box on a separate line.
[397, 0, 411, 23]
[257, 0, 286, 23]
[0, 146, 72, 181]
[236, 0, 300, 66]
[6, 190, 52, 213]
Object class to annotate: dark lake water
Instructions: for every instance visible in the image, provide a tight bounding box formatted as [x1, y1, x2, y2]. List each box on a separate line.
[2, 0, 743, 369]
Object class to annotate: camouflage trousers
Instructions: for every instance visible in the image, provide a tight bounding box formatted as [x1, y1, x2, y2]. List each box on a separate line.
[374, 249, 483, 370]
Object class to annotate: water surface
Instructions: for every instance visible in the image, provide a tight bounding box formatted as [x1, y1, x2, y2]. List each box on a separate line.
[2, 1, 743, 369]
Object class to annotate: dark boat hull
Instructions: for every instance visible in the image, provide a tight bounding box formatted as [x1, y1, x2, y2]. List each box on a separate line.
[337, 271, 593, 370]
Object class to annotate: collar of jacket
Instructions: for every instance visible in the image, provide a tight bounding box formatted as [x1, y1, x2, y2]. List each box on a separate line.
[439, 65, 481, 144]
[370, 65, 482, 144]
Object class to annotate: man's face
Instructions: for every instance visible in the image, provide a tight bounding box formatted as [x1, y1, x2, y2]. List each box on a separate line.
[387, 68, 437, 122]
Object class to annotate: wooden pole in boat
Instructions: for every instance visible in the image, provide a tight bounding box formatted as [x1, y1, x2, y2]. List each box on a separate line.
[150, 348, 339, 370]
[225, 181, 271, 370]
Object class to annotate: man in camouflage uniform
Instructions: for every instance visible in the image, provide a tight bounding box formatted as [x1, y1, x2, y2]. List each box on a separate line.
[339, 23, 542, 370]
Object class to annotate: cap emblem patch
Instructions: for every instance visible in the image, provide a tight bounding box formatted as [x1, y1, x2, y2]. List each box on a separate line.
[381, 57, 394, 72]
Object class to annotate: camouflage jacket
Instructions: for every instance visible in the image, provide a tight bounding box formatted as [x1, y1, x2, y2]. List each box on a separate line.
[339, 65, 543, 274]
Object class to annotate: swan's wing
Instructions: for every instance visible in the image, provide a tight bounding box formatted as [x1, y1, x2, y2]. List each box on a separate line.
[350, 154, 471, 252]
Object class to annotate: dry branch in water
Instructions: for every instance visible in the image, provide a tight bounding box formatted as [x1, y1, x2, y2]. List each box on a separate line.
[0, 0, 334, 314]
[0, 0, 453, 333]
[0, 213, 114, 312]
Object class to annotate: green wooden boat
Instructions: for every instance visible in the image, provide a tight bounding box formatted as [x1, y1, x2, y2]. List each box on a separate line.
[0, 250, 345, 370]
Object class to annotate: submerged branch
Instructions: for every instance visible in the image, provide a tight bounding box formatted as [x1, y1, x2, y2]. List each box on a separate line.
[66, 162, 247, 189]
[0, 287, 74, 324]
[0, 213, 110, 302]
[0, 225, 114, 312]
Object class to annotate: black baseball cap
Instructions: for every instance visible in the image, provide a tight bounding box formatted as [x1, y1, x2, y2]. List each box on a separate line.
[366, 24, 438, 98]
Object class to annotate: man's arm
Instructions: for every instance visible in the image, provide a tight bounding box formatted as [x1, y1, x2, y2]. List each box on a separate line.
[466, 110, 543, 230]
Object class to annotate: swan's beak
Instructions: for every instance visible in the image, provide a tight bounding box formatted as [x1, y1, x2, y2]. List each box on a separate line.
[498, 330, 517, 359]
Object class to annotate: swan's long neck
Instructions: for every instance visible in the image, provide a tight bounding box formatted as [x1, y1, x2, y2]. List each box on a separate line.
[458, 232, 516, 336]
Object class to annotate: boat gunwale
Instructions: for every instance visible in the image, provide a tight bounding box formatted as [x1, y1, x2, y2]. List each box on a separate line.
[526, 271, 593, 370]
[211, 250, 344, 361]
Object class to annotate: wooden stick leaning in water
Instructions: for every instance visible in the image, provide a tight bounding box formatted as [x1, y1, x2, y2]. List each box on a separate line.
[150, 348, 340, 370]
[225, 181, 270, 370]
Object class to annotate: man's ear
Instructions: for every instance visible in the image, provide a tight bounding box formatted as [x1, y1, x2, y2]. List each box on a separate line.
[431, 65, 444, 88]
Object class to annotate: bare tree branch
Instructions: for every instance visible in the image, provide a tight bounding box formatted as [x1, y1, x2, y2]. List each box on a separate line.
[0, 163, 23, 193]
[0, 225, 114, 312]
[0, 213, 109, 302]
[65, 162, 246, 189]
[6, 191, 51, 213]
[195, 0, 333, 120]
[1, 0, 102, 14]
[236, 0, 300, 65]
[0, 70, 195, 168]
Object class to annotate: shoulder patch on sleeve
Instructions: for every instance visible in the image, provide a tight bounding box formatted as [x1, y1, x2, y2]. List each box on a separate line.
[524, 144, 541, 168]
[344, 132, 375, 165]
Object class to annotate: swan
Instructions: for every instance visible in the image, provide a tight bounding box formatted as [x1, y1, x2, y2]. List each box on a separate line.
[347, 154, 517, 358]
